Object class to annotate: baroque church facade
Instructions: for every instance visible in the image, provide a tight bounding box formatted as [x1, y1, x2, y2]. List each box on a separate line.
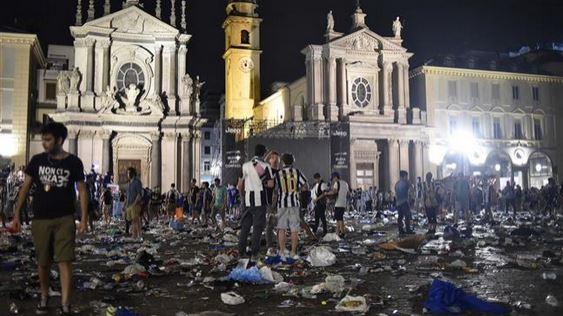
[37, 0, 205, 191]
[224, 1, 430, 190]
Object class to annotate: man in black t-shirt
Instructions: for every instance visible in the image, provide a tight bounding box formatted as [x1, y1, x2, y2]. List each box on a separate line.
[12, 122, 88, 316]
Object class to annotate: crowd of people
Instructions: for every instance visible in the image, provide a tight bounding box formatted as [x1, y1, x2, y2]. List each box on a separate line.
[1, 121, 563, 314]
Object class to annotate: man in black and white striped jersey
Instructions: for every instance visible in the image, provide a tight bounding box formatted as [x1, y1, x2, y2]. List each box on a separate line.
[237, 144, 274, 259]
[273, 153, 308, 260]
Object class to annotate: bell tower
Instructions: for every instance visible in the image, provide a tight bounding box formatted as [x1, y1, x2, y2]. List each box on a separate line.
[223, 0, 262, 120]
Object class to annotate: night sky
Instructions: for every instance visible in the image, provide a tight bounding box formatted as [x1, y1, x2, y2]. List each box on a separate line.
[2, 0, 562, 94]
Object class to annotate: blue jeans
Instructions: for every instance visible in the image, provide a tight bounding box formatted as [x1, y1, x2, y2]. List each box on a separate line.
[397, 202, 412, 233]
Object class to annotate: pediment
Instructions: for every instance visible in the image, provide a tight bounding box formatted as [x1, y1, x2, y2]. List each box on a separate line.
[79, 6, 178, 36]
[329, 28, 406, 52]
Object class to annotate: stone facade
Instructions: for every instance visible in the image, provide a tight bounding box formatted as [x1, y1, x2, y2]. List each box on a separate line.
[40, 3, 205, 191]
[410, 64, 563, 188]
[250, 5, 428, 190]
[0, 32, 46, 167]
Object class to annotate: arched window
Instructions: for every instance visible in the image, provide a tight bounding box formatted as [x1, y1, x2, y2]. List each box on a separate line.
[241, 30, 250, 44]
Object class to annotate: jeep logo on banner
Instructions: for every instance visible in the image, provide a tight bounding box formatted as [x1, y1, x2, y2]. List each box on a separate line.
[330, 122, 350, 183]
[221, 119, 246, 186]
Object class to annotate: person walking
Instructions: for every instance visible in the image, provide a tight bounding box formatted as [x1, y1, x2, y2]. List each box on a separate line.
[124, 167, 143, 239]
[326, 172, 349, 238]
[395, 170, 413, 235]
[165, 183, 180, 222]
[12, 122, 88, 316]
[237, 144, 274, 260]
[423, 172, 439, 235]
[101, 187, 113, 225]
[264, 151, 280, 252]
[211, 178, 228, 229]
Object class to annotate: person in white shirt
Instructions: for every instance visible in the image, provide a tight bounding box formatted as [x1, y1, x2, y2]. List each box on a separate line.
[237, 144, 274, 259]
[326, 172, 349, 238]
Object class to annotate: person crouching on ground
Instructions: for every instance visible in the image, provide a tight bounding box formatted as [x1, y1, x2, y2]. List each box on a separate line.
[12, 122, 88, 316]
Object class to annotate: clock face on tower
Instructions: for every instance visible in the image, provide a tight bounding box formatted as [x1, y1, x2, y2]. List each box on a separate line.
[239, 57, 254, 73]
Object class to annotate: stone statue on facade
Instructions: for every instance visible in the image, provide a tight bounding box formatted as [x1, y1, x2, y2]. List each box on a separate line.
[98, 86, 118, 113]
[56, 71, 70, 94]
[140, 95, 165, 115]
[69, 67, 81, 92]
[122, 84, 141, 112]
[392, 16, 403, 39]
[192, 75, 205, 113]
[326, 10, 334, 32]
[181, 74, 193, 98]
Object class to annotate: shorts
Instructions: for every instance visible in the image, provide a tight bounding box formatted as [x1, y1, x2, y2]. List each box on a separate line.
[426, 206, 437, 224]
[126, 204, 141, 221]
[166, 202, 176, 215]
[276, 207, 300, 232]
[32, 215, 76, 266]
[334, 207, 345, 221]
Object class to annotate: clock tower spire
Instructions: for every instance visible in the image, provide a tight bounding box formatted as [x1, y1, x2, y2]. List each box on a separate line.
[223, 0, 262, 120]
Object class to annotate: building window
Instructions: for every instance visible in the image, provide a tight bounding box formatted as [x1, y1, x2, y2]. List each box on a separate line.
[493, 117, 502, 139]
[241, 30, 250, 44]
[514, 119, 524, 139]
[512, 85, 519, 100]
[204, 131, 211, 140]
[448, 81, 457, 99]
[470, 82, 479, 99]
[116, 62, 145, 91]
[351, 77, 372, 108]
[45, 82, 57, 101]
[532, 87, 540, 101]
[204, 146, 211, 155]
[491, 84, 500, 100]
[449, 116, 457, 135]
[472, 118, 481, 138]
[204, 161, 211, 172]
[534, 118, 543, 140]
[356, 163, 374, 188]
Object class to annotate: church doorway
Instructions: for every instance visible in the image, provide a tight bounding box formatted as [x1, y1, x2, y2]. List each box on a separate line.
[118, 159, 141, 185]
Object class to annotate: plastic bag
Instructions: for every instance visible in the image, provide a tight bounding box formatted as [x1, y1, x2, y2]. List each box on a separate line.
[221, 291, 245, 305]
[228, 266, 270, 284]
[306, 246, 336, 267]
[322, 233, 342, 242]
[335, 295, 369, 313]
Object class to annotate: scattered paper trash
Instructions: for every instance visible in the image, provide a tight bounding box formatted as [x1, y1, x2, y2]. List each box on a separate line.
[306, 246, 336, 267]
[221, 292, 245, 305]
[335, 295, 369, 313]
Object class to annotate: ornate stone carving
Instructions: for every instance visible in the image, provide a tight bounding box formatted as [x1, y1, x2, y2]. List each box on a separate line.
[345, 34, 377, 51]
[69, 67, 81, 93]
[392, 17, 403, 39]
[180, 74, 193, 98]
[112, 13, 145, 33]
[57, 71, 70, 95]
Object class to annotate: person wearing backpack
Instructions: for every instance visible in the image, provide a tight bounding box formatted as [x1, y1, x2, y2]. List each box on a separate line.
[423, 172, 439, 235]
[311, 173, 329, 236]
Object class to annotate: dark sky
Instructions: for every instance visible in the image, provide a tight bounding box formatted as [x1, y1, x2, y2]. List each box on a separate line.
[2, 0, 562, 94]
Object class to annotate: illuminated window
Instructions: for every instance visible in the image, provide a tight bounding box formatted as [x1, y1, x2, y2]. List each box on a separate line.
[116, 62, 145, 91]
[351, 77, 371, 108]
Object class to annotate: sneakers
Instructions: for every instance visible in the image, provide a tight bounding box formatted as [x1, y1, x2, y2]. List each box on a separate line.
[59, 305, 72, 316]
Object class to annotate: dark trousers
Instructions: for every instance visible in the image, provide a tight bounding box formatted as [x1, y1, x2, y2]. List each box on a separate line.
[397, 202, 412, 233]
[125, 220, 131, 235]
[265, 205, 277, 249]
[312, 203, 327, 234]
[238, 205, 266, 256]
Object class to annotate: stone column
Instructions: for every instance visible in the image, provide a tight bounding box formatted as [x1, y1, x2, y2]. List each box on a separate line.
[150, 132, 162, 189]
[191, 130, 202, 183]
[387, 139, 400, 192]
[337, 58, 347, 109]
[326, 56, 338, 121]
[162, 44, 177, 115]
[403, 62, 410, 108]
[399, 139, 409, 175]
[101, 130, 111, 175]
[414, 140, 424, 180]
[181, 132, 192, 192]
[373, 142, 380, 189]
[154, 45, 162, 95]
[309, 54, 324, 120]
[177, 43, 189, 115]
[381, 61, 393, 115]
[67, 130, 78, 156]
[85, 39, 95, 93]
[94, 40, 110, 94]
[396, 63, 404, 108]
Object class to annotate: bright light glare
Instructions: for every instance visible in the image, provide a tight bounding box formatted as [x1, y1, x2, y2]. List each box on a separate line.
[494, 163, 501, 172]
[0, 134, 17, 157]
[448, 131, 477, 155]
[429, 144, 447, 165]
[535, 163, 542, 172]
